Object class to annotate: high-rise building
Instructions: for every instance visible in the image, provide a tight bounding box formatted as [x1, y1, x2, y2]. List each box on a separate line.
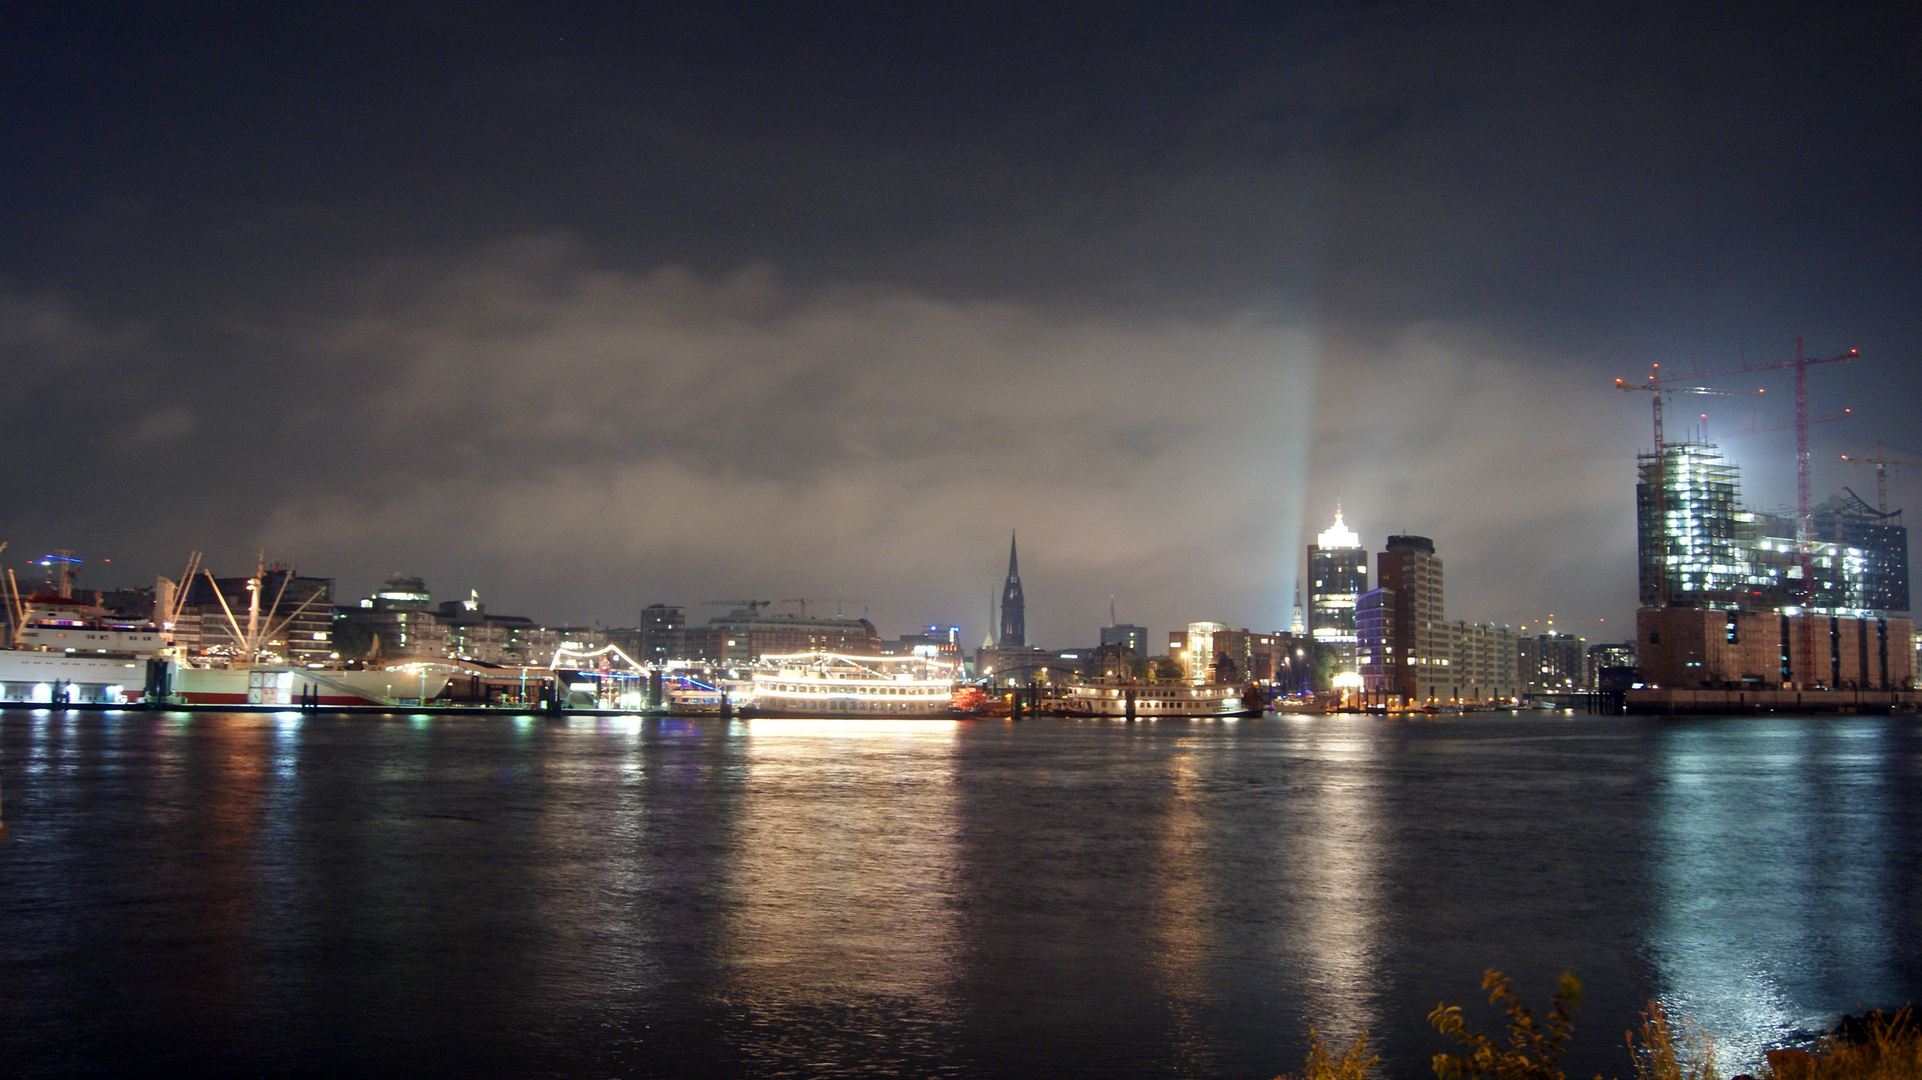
[1000, 532, 1026, 647]
[1307, 509, 1368, 673]
[1378, 534, 1446, 702]
[1356, 587, 1396, 695]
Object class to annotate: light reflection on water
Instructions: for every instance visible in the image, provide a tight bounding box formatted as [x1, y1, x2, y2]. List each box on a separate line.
[0, 711, 1915, 1079]
[1649, 720, 1904, 1070]
[719, 718, 965, 1072]
[1290, 722, 1385, 1046]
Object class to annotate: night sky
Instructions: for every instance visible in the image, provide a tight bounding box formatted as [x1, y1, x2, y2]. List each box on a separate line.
[5, 2, 1919, 645]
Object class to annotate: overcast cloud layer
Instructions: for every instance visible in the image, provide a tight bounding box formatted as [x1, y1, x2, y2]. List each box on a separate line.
[3, 2, 1917, 643]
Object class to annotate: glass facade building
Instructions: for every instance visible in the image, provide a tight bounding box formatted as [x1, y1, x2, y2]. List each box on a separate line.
[1307, 510, 1369, 673]
[1638, 442, 1910, 617]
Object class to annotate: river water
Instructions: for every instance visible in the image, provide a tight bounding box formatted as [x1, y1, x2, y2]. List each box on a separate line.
[1, 710, 1916, 1078]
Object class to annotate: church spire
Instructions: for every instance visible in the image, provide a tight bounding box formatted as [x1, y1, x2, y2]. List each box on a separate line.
[999, 530, 1026, 647]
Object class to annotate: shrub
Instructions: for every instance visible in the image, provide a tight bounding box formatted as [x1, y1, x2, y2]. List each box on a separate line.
[1428, 969, 1585, 1080]
[1758, 1007, 1921, 1080]
[1275, 1029, 1377, 1080]
[1626, 1001, 1718, 1080]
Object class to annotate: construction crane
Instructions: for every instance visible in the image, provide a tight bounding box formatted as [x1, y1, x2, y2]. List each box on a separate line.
[1614, 367, 1761, 451]
[780, 597, 868, 618]
[700, 599, 770, 613]
[1841, 443, 1922, 514]
[1730, 408, 1851, 438]
[1645, 340, 1857, 571]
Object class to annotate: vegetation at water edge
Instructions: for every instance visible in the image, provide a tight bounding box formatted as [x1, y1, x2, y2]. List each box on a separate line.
[1271, 969, 1920, 1080]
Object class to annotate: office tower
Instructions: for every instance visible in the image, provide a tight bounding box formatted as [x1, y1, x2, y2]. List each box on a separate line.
[1308, 509, 1368, 673]
[1378, 534, 1445, 702]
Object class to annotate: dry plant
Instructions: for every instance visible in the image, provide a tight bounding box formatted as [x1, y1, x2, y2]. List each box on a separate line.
[1756, 1008, 1921, 1080]
[1274, 1028, 1378, 1080]
[1429, 969, 1586, 1080]
[1626, 1001, 1719, 1080]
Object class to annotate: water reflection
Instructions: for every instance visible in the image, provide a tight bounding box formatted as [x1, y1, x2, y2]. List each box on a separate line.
[718, 719, 964, 1068]
[1149, 742, 1211, 1072]
[1649, 720, 1902, 1069]
[1288, 720, 1384, 1044]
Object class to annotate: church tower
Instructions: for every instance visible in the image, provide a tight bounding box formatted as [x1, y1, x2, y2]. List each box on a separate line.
[999, 532, 1026, 647]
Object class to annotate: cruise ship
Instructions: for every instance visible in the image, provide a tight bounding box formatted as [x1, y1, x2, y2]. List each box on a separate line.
[1060, 679, 1255, 717]
[742, 651, 962, 717]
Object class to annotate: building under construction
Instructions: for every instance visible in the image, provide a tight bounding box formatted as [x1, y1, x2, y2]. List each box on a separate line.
[1635, 439, 1913, 691]
[1637, 442, 1746, 609]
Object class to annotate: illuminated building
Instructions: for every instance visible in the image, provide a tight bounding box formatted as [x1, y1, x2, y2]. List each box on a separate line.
[1447, 622, 1520, 703]
[1000, 532, 1026, 647]
[1637, 442, 1747, 608]
[1519, 631, 1588, 693]
[1170, 621, 1227, 682]
[1808, 491, 1908, 614]
[886, 624, 965, 665]
[1589, 640, 1638, 691]
[1308, 509, 1368, 673]
[1636, 439, 1913, 684]
[1356, 587, 1395, 695]
[1209, 628, 1277, 682]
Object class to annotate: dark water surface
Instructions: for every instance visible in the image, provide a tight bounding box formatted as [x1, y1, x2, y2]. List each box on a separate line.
[2, 710, 1918, 1078]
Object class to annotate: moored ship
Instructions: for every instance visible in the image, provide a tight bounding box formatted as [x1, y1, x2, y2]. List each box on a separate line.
[741, 651, 963, 717]
[1060, 679, 1256, 717]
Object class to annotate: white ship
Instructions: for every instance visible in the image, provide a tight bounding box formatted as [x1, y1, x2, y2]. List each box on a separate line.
[742, 651, 961, 717]
[1061, 679, 1255, 717]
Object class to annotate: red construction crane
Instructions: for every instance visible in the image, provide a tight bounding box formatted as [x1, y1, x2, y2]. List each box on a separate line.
[1647, 340, 1857, 563]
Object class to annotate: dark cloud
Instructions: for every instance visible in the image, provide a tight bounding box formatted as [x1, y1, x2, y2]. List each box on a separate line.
[2, 2, 1917, 641]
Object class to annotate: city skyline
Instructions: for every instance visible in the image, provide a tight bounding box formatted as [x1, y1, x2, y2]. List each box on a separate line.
[5, 4, 1919, 647]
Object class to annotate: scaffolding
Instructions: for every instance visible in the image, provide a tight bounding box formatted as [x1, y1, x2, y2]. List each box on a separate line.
[1637, 442, 1745, 608]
